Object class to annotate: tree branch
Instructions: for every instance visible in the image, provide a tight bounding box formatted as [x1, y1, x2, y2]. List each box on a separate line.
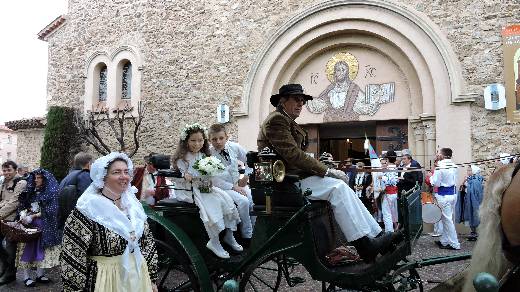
[128, 102, 145, 158]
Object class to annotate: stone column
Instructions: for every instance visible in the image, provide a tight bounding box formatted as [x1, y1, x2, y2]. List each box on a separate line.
[409, 119, 425, 167]
[422, 118, 437, 170]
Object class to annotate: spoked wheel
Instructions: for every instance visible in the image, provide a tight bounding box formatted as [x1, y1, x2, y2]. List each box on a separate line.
[279, 255, 305, 287]
[239, 254, 283, 292]
[155, 239, 201, 292]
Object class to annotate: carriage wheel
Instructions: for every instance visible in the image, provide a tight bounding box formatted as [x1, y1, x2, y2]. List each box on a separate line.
[155, 239, 201, 292]
[239, 254, 283, 292]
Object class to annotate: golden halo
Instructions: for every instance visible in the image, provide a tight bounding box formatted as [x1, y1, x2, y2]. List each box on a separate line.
[325, 52, 359, 82]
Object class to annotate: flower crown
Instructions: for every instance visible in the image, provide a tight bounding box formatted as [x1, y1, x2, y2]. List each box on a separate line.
[180, 123, 208, 141]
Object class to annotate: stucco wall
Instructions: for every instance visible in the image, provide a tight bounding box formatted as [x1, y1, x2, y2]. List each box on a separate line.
[45, 0, 520, 164]
[0, 131, 17, 164]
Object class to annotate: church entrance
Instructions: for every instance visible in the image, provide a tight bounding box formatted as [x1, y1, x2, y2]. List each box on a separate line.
[303, 120, 408, 165]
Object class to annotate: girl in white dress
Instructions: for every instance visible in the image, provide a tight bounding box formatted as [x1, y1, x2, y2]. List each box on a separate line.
[173, 123, 242, 258]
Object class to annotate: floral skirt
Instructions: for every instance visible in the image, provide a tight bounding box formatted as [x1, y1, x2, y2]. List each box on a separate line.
[16, 244, 61, 269]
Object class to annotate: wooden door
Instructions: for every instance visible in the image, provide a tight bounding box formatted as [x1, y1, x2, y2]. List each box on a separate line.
[375, 120, 408, 154]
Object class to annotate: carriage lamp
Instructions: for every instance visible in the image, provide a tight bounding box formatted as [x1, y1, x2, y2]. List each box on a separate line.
[255, 147, 286, 183]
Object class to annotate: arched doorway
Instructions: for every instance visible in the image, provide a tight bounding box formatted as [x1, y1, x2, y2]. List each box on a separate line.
[236, 0, 475, 167]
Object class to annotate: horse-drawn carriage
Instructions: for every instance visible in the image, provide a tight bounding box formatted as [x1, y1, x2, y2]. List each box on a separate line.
[146, 149, 473, 292]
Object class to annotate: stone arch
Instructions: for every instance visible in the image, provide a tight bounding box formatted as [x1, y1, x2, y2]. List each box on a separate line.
[111, 46, 142, 112]
[237, 0, 474, 166]
[84, 52, 110, 113]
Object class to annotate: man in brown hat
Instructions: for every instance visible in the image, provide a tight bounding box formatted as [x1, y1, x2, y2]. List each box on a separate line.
[258, 84, 396, 262]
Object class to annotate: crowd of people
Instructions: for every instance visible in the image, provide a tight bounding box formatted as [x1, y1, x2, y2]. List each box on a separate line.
[0, 83, 516, 290]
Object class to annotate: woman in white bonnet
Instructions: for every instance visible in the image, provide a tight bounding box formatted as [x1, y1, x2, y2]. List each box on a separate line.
[60, 152, 158, 292]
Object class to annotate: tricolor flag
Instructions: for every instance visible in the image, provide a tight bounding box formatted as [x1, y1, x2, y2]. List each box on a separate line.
[364, 137, 381, 168]
[365, 138, 383, 199]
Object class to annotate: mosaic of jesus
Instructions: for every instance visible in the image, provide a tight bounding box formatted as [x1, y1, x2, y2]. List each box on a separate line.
[306, 52, 396, 121]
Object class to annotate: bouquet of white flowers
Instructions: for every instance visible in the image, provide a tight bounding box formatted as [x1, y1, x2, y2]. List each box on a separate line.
[193, 156, 225, 176]
[193, 157, 225, 193]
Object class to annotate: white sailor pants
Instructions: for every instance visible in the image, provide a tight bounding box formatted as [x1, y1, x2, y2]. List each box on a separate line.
[225, 188, 254, 238]
[435, 194, 460, 249]
[382, 193, 398, 232]
[299, 176, 382, 242]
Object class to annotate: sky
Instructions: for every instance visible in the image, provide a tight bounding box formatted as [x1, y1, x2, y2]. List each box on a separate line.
[0, 0, 68, 124]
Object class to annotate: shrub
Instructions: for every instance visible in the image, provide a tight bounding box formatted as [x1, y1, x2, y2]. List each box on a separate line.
[40, 106, 81, 181]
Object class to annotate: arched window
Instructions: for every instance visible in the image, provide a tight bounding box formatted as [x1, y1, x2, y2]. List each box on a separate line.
[121, 61, 132, 99]
[98, 65, 107, 101]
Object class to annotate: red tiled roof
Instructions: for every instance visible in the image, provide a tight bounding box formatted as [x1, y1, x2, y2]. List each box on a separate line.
[0, 125, 13, 132]
[37, 15, 67, 41]
[5, 118, 46, 131]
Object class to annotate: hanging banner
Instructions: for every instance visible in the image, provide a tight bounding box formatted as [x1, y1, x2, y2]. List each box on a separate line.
[502, 25, 520, 123]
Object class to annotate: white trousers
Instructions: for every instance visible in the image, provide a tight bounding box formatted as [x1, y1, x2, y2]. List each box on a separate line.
[382, 193, 398, 232]
[300, 176, 382, 242]
[225, 187, 254, 238]
[435, 194, 460, 249]
[433, 221, 443, 235]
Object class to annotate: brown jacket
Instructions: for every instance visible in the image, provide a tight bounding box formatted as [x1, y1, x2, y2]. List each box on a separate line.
[257, 108, 328, 178]
[0, 175, 27, 221]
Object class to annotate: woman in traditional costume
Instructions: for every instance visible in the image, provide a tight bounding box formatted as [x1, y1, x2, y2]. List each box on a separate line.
[456, 165, 484, 241]
[60, 152, 158, 292]
[173, 123, 242, 259]
[16, 168, 61, 287]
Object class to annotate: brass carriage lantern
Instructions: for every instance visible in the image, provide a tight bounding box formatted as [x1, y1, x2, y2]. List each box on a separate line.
[254, 147, 286, 213]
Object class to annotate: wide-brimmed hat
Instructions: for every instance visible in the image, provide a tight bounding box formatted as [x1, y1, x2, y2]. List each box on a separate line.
[270, 84, 314, 107]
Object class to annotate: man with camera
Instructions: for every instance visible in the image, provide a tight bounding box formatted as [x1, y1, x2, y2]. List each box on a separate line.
[257, 84, 398, 262]
[132, 153, 172, 205]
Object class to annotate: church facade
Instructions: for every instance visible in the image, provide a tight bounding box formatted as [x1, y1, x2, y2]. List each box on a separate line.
[38, 0, 519, 172]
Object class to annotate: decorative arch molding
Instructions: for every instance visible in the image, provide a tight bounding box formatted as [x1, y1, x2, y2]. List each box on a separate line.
[84, 51, 109, 77]
[238, 0, 476, 118]
[110, 45, 143, 68]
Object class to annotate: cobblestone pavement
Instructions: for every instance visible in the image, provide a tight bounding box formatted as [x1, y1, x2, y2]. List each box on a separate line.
[1, 233, 475, 291]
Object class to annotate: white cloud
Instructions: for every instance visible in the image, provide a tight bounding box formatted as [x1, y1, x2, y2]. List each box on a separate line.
[0, 0, 67, 124]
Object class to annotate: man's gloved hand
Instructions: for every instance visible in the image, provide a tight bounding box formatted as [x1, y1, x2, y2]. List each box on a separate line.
[325, 168, 349, 183]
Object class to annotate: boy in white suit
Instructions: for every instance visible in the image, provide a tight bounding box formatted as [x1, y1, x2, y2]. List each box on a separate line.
[209, 124, 255, 241]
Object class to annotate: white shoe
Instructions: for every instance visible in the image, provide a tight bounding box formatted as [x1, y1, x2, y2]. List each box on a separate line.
[206, 240, 230, 258]
[223, 230, 243, 252]
[428, 232, 441, 237]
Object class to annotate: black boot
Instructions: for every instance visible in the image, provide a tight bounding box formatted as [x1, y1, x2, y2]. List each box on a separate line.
[352, 232, 394, 263]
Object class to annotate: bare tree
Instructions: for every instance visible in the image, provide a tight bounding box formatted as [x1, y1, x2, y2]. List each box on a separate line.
[75, 102, 145, 158]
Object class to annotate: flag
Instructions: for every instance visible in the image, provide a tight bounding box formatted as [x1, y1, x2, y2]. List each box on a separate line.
[368, 142, 381, 168]
[367, 141, 383, 199]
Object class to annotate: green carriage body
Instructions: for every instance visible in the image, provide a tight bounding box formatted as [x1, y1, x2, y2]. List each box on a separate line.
[145, 148, 475, 291]
[147, 175, 424, 291]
